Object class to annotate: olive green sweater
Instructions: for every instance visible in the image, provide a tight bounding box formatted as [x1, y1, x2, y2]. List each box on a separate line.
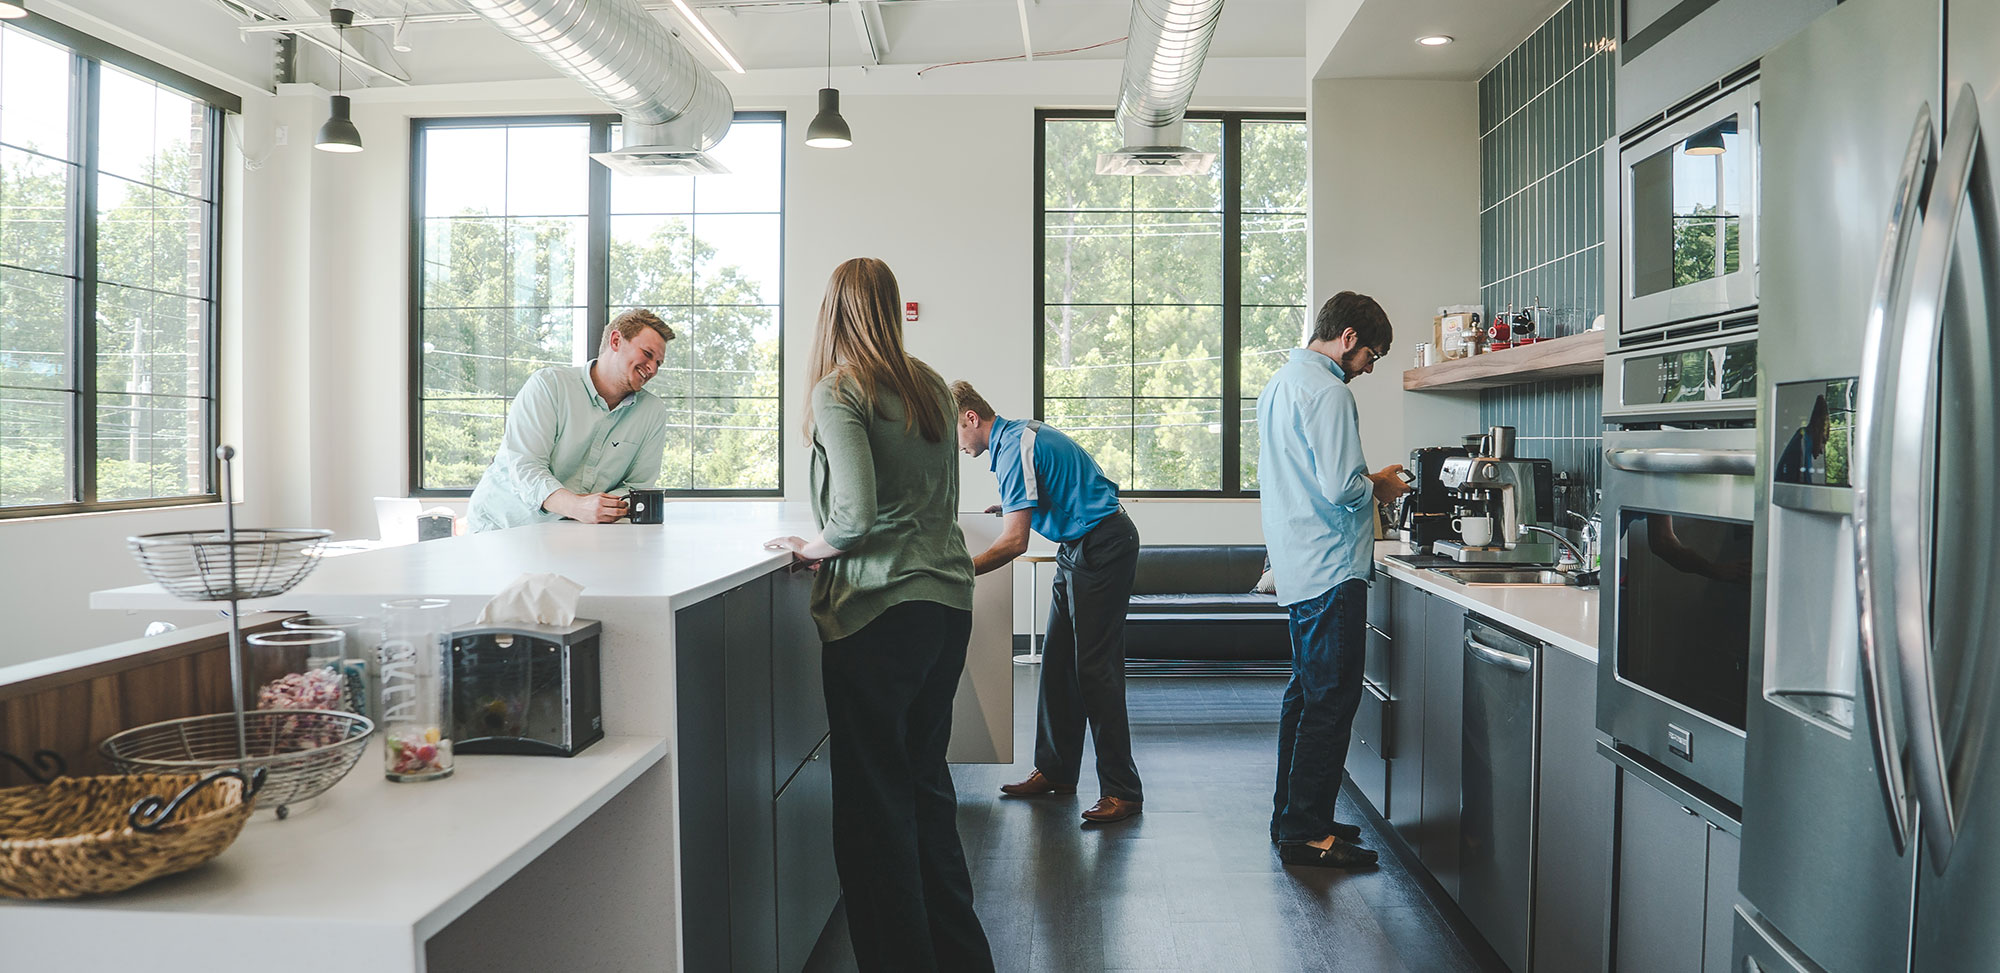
[807, 369, 975, 642]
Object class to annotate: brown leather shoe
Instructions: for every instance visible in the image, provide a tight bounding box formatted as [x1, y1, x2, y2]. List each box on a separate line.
[1080, 796, 1143, 823]
[999, 770, 1075, 796]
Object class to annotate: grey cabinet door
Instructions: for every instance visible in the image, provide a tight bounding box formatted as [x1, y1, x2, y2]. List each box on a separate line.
[723, 576, 778, 972]
[1703, 825, 1741, 973]
[1532, 650, 1615, 973]
[1387, 586, 1427, 832]
[674, 596, 733, 973]
[1364, 625, 1392, 695]
[1348, 682, 1392, 817]
[772, 566, 829, 793]
[1368, 566, 1393, 633]
[1612, 771, 1708, 973]
[776, 737, 839, 973]
[1419, 596, 1467, 897]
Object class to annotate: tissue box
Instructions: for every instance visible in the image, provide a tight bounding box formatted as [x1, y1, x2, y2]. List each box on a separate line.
[450, 619, 603, 757]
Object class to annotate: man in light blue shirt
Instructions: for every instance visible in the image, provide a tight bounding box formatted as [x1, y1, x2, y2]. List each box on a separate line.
[952, 381, 1145, 824]
[1257, 291, 1408, 868]
[468, 309, 675, 532]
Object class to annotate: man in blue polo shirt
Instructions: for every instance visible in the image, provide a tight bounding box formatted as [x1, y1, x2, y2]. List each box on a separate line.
[952, 381, 1144, 824]
[1258, 291, 1409, 869]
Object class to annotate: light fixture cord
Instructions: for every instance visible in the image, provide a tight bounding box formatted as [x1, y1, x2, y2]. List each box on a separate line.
[825, 0, 833, 89]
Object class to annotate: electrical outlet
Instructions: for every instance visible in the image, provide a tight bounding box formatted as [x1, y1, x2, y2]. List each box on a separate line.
[274, 125, 288, 146]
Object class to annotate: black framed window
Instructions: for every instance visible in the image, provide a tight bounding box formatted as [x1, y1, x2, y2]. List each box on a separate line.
[411, 113, 784, 496]
[0, 18, 228, 518]
[1035, 110, 1306, 496]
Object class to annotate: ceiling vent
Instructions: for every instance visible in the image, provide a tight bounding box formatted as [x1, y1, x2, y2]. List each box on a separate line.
[463, 0, 735, 176]
[1098, 0, 1225, 176]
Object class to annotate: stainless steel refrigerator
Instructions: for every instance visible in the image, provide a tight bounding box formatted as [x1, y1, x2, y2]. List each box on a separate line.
[1741, 0, 2000, 970]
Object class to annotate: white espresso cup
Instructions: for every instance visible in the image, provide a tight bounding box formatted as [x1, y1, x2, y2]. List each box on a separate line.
[1453, 515, 1495, 547]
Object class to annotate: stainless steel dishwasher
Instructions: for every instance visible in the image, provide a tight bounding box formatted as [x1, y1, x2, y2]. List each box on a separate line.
[1460, 616, 1538, 973]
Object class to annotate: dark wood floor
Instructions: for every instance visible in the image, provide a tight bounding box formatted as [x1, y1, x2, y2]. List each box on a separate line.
[804, 666, 1507, 973]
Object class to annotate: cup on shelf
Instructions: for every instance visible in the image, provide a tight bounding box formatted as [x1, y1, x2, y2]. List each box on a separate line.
[1453, 516, 1495, 547]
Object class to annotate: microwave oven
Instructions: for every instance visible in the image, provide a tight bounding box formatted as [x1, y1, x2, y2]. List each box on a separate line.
[1618, 75, 1760, 337]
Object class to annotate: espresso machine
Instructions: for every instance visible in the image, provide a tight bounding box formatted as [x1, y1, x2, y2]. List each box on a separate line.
[1395, 444, 1471, 551]
[1433, 426, 1557, 564]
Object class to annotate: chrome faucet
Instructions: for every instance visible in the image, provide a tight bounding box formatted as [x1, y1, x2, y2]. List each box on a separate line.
[1521, 525, 1585, 567]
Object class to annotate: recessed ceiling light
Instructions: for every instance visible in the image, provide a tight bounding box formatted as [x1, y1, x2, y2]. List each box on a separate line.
[1416, 35, 1455, 47]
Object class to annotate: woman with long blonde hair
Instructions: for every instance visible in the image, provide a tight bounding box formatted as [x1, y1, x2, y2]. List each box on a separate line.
[765, 257, 993, 972]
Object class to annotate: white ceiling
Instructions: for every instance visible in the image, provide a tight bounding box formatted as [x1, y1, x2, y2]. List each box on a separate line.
[1320, 0, 1573, 82]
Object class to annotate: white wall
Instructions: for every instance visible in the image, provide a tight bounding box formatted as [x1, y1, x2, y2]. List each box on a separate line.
[1307, 78, 1482, 469]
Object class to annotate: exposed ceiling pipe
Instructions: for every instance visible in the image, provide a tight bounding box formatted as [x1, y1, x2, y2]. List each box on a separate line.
[462, 0, 736, 175]
[1098, 0, 1224, 176]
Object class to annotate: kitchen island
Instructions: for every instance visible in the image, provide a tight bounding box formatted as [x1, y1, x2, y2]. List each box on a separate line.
[14, 502, 1012, 972]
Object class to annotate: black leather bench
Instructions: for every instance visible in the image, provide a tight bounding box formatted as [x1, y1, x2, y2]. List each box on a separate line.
[1123, 545, 1290, 663]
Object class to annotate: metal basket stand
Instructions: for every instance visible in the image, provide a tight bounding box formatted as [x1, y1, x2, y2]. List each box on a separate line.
[118, 445, 363, 818]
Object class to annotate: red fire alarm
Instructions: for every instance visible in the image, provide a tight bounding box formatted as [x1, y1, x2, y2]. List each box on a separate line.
[905, 302, 919, 322]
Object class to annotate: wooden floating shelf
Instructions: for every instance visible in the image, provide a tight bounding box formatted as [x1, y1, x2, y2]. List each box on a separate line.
[1403, 330, 1608, 391]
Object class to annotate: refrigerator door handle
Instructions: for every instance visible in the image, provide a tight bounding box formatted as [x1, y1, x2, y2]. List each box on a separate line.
[1465, 633, 1534, 674]
[1853, 104, 1935, 856]
[1887, 83, 1995, 871]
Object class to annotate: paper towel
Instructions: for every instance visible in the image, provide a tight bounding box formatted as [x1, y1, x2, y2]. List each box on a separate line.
[475, 573, 584, 627]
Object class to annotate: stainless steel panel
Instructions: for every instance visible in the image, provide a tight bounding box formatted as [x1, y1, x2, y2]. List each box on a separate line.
[1734, 907, 1816, 973]
[1532, 650, 1615, 973]
[1615, 0, 1831, 133]
[1740, 1, 1938, 970]
[1909, 1, 2000, 967]
[1460, 621, 1536, 973]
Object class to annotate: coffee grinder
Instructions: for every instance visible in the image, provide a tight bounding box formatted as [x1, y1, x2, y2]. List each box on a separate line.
[1433, 426, 1557, 563]
[1397, 444, 1471, 551]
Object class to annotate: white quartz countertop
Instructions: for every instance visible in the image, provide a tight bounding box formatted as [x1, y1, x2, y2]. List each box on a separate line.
[0, 735, 667, 972]
[1373, 541, 1600, 663]
[91, 501, 826, 615]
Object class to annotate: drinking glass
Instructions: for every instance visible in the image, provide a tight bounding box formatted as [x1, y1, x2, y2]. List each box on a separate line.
[378, 598, 455, 781]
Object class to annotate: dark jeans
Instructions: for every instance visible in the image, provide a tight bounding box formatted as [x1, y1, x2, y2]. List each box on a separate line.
[822, 600, 995, 973]
[1036, 508, 1144, 802]
[1272, 578, 1368, 844]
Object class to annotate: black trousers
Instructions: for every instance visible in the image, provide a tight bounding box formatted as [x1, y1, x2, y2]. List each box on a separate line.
[821, 599, 995, 973]
[1035, 508, 1145, 802]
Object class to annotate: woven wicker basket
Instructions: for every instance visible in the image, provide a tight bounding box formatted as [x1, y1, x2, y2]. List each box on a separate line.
[0, 771, 257, 899]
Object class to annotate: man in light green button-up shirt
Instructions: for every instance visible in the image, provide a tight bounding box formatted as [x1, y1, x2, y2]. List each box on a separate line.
[468, 310, 675, 532]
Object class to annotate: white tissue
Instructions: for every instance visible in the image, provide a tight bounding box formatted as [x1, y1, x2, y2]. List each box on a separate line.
[475, 573, 584, 627]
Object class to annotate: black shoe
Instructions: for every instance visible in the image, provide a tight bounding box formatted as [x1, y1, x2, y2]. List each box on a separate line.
[1278, 840, 1379, 870]
[1270, 821, 1362, 844]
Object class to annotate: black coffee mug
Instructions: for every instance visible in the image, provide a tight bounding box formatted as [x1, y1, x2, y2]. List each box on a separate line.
[627, 488, 665, 525]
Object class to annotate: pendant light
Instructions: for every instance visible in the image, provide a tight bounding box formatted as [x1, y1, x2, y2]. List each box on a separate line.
[316, 7, 364, 153]
[805, 0, 851, 149]
[1682, 118, 1735, 157]
[0, 0, 28, 21]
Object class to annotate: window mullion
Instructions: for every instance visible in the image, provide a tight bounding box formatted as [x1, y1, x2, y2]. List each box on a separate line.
[77, 57, 101, 506]
[586, 118, 611, 356]
[1221, 115, 1243, 495]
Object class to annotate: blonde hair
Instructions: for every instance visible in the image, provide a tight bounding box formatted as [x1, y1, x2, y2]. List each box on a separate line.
[950, 381, 994, 422]
[600, 308, 675, 356]
[803, 258, 949, 444]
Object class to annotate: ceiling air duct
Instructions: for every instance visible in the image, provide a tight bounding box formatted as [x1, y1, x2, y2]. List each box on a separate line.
[463, 0, 735, 175]
[1097, 0, 1225, 176]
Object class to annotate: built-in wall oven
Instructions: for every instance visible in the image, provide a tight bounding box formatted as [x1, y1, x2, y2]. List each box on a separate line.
[1598, 425, 1757, 809]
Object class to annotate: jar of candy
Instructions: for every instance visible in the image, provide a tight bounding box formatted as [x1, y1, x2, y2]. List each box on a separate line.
[281, 614, 372, 718]
[378, 598, 455, 781]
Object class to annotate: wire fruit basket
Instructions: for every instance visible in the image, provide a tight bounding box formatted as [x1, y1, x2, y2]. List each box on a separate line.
[128, 528, 331, 601]
[112, 446, 372, 819]
[100, 711, 372, 818]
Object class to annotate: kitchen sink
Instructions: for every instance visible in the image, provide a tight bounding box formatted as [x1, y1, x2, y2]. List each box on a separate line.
[1428, 567, 1575, 586]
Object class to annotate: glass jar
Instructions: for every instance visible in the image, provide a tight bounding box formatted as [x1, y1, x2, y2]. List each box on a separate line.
[377, 598, 455, 781]
[245, 630, 348, 714]
[281, 614, 372, 718]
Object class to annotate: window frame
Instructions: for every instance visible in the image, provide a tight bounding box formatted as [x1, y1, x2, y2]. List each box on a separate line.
[0, 13, 232, 520]
[1032, 108, 1306, 498]
[406, 110, 787, 499]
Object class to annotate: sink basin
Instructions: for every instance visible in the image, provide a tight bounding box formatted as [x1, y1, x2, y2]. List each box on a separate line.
[1428, 567, 1574, 586]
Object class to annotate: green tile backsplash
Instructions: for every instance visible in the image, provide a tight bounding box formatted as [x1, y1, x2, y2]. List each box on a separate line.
[1476, 0, 1614, 502]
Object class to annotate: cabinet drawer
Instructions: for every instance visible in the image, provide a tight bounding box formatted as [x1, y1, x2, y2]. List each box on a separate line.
[1355, 680, 1392, 760]
[1347, 718, 1390, 819]
[1368, 569, 1392, 633]
[1365, 624, 1391, 690]
[772, 568, 829, 794]
[775, 737, 840, 973]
